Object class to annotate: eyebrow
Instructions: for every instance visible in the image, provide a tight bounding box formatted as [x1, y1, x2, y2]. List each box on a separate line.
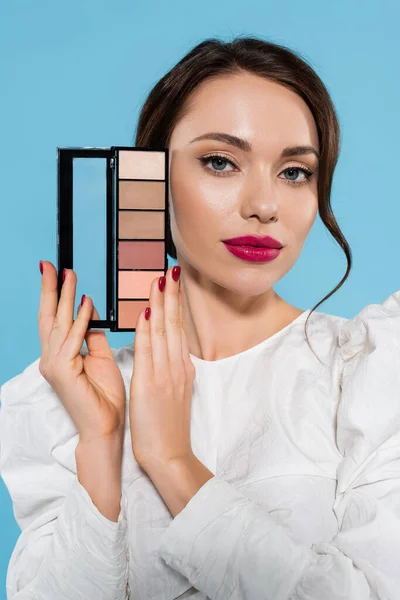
[189, 132, 320, 160]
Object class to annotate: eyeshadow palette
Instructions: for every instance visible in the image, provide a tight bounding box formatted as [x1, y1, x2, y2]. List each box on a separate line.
[57, 146, 169, 331]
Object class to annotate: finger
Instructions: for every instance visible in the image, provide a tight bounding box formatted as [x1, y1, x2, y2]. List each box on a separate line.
[64, 296, 114, 359]
[178, 289, 190, 364]
[149, 272, 169, 374]
[163, 267, 184, 368]
[84, 303, 114, 359]
[48, 268, 77, 350]
[132, 302, 154, 384]
[178, 289, 195, 387]
[38, 261, 59, 356]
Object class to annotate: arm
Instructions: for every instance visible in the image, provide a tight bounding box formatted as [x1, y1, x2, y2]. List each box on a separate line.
[154, 294, 400, 600]
[0, 358, 129, 600]
[157, 468, 397, 599]
[75, 433, 124, 523]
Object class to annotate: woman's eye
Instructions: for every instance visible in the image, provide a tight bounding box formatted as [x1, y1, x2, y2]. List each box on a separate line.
[198, 155, 236, 175]
[280, 167, 313, 185]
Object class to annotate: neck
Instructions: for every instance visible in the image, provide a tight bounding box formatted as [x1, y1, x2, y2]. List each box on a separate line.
[176, 256, 302, 362]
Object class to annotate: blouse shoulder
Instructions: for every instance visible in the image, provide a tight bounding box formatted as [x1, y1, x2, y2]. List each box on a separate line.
[335, 288, 400, 494]
[338, 288, 400, 362]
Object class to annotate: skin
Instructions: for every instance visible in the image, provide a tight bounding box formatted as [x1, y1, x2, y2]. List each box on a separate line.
[167, 72, 320, 362]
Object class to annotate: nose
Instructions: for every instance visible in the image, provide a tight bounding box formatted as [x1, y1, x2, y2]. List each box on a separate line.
[240, 167, 279, 223]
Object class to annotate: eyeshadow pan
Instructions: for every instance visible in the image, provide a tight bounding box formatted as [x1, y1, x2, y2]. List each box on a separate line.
[118, 300, 150, 329]
[119, 180, 165, 209]
[118, 211, 164, 239]
[118, 241, 164, 269]
[118, 270, 165, 298]
[118, 150, 165, 180]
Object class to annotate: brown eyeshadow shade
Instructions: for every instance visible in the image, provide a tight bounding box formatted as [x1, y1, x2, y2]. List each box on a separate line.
[117, 149, 167, 329]
[118, 211, 164, 239]
[118, 301, 150, 329]
[119, 181, 165, 209]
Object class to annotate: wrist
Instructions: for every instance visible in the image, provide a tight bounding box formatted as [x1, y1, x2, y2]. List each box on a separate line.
[78, 425, 125, 448]
[75, 431, 125, 522]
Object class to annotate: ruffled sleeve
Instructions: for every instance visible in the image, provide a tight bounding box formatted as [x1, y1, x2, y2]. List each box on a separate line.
[0, 356, 129, 600]
[157, 290, 400, 599]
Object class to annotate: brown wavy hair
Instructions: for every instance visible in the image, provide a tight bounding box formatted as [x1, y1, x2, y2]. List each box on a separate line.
[134, 36, 352, 365]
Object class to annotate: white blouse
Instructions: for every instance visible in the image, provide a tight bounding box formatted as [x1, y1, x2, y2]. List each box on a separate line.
[1, 290, 400, 600]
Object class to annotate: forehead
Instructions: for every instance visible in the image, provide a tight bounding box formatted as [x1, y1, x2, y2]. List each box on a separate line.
[170, 72, 319, 151]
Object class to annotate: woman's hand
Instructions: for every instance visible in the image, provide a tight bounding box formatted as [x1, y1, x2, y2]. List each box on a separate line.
[38, 261, 126, 444]
[129, 265, 196, 471]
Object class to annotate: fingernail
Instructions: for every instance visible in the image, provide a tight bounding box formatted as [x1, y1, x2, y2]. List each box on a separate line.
[62, 268, 67, 282]
[144, 307, 151, 320]
[81, 294, 86, 306]
[172, 266, 181, 282]
[158, 276, 166, 292]
[39, 261, 43, 275]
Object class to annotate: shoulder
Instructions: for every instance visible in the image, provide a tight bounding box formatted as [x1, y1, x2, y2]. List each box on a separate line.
[332, 289, 400, 478]
[298, 309, 348, 370]
[337, 289, 400, 363]
[310, 289, 400, 393]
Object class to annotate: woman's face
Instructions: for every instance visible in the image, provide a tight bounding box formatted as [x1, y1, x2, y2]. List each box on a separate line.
[168, 72, 320, 296]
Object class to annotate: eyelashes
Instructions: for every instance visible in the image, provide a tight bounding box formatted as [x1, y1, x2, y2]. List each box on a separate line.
[198, 153, 315, 187]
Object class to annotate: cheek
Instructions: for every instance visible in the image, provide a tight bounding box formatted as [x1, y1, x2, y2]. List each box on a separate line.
[283, 193, 318, 239]
[169, 168, 222, 234]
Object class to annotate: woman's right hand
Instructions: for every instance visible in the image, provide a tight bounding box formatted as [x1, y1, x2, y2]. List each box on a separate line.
[38, 261, 126, 445]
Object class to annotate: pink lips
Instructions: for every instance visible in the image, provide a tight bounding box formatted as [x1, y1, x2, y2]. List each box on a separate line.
[222, 234, 283, 263]
[222, 235, 283, 249]
[223, 243, 281, 263]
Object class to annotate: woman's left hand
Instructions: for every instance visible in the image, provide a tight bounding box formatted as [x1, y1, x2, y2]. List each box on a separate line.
[129, 265, 197, 472]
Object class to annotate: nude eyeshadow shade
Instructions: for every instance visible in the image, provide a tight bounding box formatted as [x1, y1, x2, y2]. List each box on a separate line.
[57, 146, 169, 331]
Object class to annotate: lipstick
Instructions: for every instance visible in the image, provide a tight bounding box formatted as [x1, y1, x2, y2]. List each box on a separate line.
[222, 234, 283, 263]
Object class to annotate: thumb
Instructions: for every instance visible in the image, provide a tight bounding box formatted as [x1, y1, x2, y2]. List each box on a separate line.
[76, 297, 114, 360]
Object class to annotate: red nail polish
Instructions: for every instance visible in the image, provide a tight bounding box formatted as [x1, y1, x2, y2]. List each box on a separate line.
[159, 276, 166, 292]
[62, 269, 67, 282]
[39, 261, 43, 275]
[81, 294, 86, 306]
[144, 307, 151, 320]
[172, 266, 181, 282]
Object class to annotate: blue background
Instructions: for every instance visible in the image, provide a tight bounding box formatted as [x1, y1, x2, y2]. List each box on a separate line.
[1, 0, 399, 596]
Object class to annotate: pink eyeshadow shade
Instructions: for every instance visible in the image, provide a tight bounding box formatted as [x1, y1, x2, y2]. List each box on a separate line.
[118, 301, 149, 329]
[119, 241, 164, 269]
[118, 270, 165, 299]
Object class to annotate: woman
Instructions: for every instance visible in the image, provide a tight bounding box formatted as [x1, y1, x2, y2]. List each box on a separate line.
[1, 36, 400, 600]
